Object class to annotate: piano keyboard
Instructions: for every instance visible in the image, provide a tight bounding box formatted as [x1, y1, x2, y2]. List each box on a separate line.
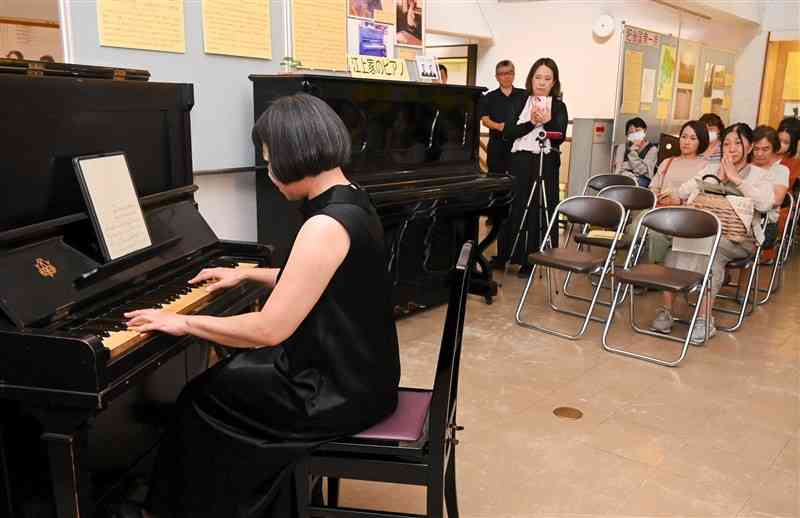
[70, 262, 258, 359]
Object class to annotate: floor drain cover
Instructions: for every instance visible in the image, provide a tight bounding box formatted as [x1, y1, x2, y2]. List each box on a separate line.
[553, 407, 583, 420]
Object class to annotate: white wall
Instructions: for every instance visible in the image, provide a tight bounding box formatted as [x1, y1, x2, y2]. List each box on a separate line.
[429, 0, 762, 120]
[731, 31, 769, 126]
[761, 0, 800, 33]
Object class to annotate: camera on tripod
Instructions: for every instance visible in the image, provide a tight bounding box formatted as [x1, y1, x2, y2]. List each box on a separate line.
[531, 127, 547, 142]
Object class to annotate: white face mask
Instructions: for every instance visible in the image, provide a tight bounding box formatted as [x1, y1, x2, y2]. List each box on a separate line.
[627, 130, 645, 143]
[708, 130, 719, 142]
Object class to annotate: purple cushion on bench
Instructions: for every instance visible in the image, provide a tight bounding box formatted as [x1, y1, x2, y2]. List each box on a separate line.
[354, 390, 432, 442]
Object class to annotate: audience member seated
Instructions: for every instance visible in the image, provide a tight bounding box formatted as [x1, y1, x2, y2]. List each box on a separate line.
[647, 120, 709, 263]
[651, 123, 774, 344]
[778, 117, 800, 191]
[699, 113, 724, 163]
[752, 125, 790, 236]
[612, 117, 658, 187]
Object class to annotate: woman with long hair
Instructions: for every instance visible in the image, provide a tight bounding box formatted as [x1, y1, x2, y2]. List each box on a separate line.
[501, 57, 568, 277]
[652, 123, 774, 343]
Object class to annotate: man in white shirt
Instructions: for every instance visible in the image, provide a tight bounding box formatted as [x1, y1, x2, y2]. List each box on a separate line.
[752, 125, 790, 224]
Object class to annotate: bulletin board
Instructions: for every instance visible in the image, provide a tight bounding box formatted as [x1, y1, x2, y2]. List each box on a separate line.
[614, 23, 736, 146]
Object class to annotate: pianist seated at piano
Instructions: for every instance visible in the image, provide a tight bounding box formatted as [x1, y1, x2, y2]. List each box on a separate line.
[120, 93, 401, 518]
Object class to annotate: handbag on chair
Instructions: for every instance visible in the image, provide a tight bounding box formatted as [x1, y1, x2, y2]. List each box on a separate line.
[688, 174, 753, 243]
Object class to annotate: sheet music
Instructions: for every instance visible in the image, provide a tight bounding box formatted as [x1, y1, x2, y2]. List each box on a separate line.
[76, 154, 152, 261]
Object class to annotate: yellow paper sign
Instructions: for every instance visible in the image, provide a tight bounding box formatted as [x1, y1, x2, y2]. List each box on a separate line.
[622, 50, 643, 114]
[784, 51, 800, 100]
[640, 103, 652, 112]
[656, 100, 669, 120]
[723, 93, 732, 110]
[349, 55, 410, 81]
[202, 0, 271, 59]
[97, 0, 186, 53]
[724, 73, 735, 88]
[373, 8, 394, 24]
[293, 0, 347, 71]
[701, 97, 712, 113]
[397, 47, 417, 61]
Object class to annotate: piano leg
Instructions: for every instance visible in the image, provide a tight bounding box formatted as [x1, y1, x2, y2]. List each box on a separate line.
[469, 207, 509, 304]
[42, 429, 92, 518]
[0, 423, 13, 517]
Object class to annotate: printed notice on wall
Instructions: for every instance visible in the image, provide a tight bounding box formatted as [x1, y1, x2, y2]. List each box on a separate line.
[293, 0, 347, 71]
[75, 154, 152, 261]
[202, 0, 271, 59]
[621, 50, 643, 114]
[97, 0, 185, 53]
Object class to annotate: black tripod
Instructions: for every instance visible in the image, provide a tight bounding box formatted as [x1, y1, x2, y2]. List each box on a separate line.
[508, 131, 557, 264]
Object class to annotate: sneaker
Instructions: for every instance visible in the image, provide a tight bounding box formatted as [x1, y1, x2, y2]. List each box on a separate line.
[650, 307, 674, 334]
[689, 317, 717, 345]
[517, 264, 533, 278]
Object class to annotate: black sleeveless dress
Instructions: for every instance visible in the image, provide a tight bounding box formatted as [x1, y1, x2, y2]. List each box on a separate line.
[148, 185, 401, 518]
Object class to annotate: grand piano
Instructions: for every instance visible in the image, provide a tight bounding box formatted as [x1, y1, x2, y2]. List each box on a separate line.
[0, 60, 272, 518]
[250, 74, 513, 312]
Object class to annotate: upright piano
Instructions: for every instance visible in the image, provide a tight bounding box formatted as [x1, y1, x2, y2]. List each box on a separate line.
[250, 74, 513, 312]
[0, 60, 272, 517]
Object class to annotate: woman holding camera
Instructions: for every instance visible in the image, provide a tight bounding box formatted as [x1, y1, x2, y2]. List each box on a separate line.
[500, 58, 568, 277]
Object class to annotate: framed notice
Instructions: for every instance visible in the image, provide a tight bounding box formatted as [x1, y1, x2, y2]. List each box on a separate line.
[73, 152, 152, 261]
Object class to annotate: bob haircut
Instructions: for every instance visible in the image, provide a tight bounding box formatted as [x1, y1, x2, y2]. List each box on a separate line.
[625, 117, 647, 134]
[752, 125, 781, 153]
[680, 120, 709, 155]
[722, 123, 754, 161]
[252, 93, 351, 183]
[525, 57, 562, 99]
[698, 113, 724, 133]
[777, 116, 800, 157]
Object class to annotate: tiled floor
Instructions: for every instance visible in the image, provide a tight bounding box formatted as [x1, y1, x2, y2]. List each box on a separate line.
[338, 258, 799, 517]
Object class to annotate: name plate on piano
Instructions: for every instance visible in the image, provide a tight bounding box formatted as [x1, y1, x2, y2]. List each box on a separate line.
[348, 55, 409, 81]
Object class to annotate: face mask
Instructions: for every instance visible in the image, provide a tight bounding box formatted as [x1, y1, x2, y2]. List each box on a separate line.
[708, 130, 719, 142]
[627, 130, 645, 143]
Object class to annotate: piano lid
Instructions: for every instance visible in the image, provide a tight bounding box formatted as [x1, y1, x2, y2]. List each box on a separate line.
[0, 69, 194, 239]
[0, 58, 150, 81]
[249, 74, 486, 182]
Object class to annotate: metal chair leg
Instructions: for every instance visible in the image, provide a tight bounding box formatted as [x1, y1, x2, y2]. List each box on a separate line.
[602, 279, 710, 366]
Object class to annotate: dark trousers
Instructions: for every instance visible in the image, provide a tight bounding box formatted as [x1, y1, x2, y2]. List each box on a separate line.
[497, 150, 560, 264]
[486, 137, 513, 176]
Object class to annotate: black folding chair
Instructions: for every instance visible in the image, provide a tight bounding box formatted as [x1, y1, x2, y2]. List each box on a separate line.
[602, 207, 722, 366]
[582, 173, 637, 195]
[295, 241, 476, 518]
[562, 185, 657, 306]
[515, 196, 626, 340]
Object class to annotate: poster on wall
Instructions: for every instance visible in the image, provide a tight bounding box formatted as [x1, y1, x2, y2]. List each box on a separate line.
[673, 88, 692, 120]
[415, 55, 438, 81]
[0, 23, 63, 62]
[349, 0, 383, 18]
[677, 43, 697, 85]
[657, 45, 676, 100]
[703, 63, 713, 97]
[712, 64, 726, 89]
[395, 0, 422, 47]
[347, 18, 394, 58]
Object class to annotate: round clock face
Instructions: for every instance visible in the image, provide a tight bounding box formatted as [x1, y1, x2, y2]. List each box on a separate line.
[593, 14, 615, 38]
